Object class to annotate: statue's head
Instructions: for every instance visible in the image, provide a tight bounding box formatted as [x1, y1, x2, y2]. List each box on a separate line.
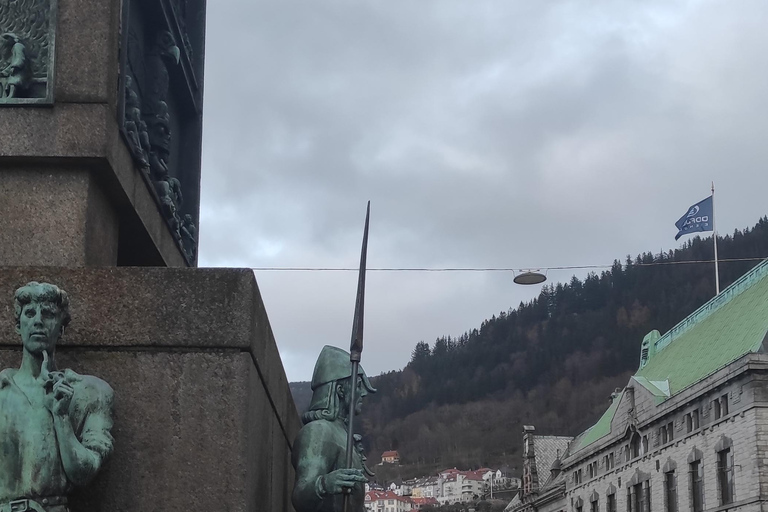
[0, 33, 20, 48]
[302, 345, 376, 425]
[14, 282, 71, 356]
[156, 30, 181, 65]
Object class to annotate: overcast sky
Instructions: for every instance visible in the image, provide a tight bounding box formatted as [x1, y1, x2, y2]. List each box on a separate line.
[199, 0, 768, 382]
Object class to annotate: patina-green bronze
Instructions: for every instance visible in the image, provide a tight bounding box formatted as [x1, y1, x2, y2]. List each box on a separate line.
[292, 345, 376, 512]
[0, 0, 57, 104]
[0, 282, 114, 512]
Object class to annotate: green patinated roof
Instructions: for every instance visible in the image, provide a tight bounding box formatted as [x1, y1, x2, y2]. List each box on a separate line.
[567, 391, 623, 454]
[570, 258, 768, 456]
[635, 258, 768, 396]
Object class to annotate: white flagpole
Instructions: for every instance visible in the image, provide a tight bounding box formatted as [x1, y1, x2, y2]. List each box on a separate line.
[712, 182, 720, 295]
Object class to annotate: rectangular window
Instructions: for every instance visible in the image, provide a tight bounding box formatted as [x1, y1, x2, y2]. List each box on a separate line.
[629, 483, 645, 512]
[665, 470, 677, 512]
[660, 426, 668, 444]
[718, 448, 734, 505]
[644, 482, 651, 512]
[690, 460, 704, 512]
[667, 422, 674, 442]
[609, 453, 615, 469]
[713, 399, 721, 420]
[591, 500, 599, 512]
[607, 494, 616, 512]
[693, 409, 700, 429]
[685, 414, 692, 433]
[577, 506, 583, 512]
[721, 394, 729, 416]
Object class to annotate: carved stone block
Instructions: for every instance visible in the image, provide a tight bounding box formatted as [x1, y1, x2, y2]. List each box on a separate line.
[0, 0, 57, 104]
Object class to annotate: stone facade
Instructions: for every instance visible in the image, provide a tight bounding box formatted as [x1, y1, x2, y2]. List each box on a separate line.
[563, 357, 768, 512]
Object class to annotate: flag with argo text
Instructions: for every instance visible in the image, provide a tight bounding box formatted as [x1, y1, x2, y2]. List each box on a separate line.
[675, 196, 713, 240]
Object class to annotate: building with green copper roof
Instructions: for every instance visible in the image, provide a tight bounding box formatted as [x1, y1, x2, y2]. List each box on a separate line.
[508, 257, 768, 512]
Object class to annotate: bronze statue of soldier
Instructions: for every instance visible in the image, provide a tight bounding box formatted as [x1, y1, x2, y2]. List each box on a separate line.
[0, 282, 114, 512]
[292, 345, 376, 512]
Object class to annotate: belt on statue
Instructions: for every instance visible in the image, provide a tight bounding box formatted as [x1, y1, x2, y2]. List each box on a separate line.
[0, 497, 68, 512]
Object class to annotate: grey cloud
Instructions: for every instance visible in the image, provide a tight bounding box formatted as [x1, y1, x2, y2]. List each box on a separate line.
[200, 0, 768, 380]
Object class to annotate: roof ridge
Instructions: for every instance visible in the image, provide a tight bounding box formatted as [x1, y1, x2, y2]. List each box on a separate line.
[654, 257, 768, 354]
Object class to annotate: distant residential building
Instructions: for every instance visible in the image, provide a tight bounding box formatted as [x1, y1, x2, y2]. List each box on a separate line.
[437, 469, 486, 504]
[506, 259, 768, 512]
[411, 497, 439, 510]
[365, 490, 412, 512]
[411, 476, 439, 499]
[438, 474, 460, 505]
[496, 465, 521, 489]
[389, 479, 412, 497]
[481, 468, 505, 488]
[461, 470, 486, 501]
[381, 450, 401, 464]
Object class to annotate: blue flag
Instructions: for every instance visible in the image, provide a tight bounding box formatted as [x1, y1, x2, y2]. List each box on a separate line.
[675, 195, 713, 240]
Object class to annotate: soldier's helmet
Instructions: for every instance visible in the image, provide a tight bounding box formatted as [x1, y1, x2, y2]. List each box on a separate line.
[307, 345, 376, 414]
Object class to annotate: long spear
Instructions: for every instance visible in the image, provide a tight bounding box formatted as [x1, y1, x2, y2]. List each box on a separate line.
[343, 201, 370, 512]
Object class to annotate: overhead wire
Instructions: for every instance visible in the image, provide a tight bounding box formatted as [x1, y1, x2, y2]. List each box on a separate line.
[249, 256, 767, 272]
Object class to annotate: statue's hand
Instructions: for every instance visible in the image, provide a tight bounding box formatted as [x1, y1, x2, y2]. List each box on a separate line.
[48, 379, 74, 417]
[321, 469, 368, 495]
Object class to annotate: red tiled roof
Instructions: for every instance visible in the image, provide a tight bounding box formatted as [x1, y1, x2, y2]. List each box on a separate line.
[381, 450, 400, 458]
[366, 490, 412, 503]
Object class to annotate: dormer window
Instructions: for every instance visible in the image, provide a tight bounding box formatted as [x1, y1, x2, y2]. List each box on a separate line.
[638, 330, 660, 369]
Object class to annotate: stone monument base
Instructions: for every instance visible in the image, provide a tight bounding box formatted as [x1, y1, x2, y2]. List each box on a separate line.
[0, 267, 299, 512]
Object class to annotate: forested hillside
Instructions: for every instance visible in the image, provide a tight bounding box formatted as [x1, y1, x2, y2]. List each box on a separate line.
[292, 218, 768, 480]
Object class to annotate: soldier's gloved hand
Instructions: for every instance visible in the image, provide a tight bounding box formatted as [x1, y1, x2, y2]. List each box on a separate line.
[320, 469, 368, 495]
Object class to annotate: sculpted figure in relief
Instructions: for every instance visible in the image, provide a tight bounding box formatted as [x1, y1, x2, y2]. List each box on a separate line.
[292, 346, 376, 512]
[0, 282, 114, 512]
[0, 33, 30, 99]
[181, 214, 197, 261]
[124, 75, 151, 172]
